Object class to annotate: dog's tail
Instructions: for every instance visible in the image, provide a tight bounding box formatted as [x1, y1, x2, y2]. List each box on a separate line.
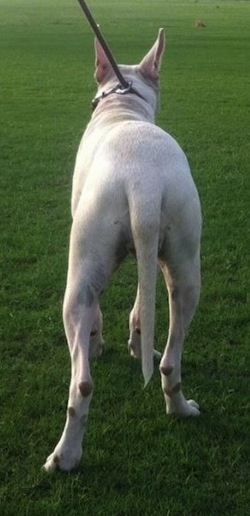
[130, 200, 160, 387]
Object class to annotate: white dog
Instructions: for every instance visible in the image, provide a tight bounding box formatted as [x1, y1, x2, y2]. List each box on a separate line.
[43, 28, 202, 472]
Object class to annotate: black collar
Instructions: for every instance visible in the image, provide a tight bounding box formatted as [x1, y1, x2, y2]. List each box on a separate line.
[92, 82, 147, 111]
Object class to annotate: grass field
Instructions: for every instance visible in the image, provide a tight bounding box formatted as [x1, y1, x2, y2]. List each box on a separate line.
[1, 0, 249, 514]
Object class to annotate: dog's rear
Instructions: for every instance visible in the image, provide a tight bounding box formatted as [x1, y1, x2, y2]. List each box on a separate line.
[43, 29, 201, 473]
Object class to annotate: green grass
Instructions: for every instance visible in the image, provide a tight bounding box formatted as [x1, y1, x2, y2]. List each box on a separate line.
[0, 0, 249, 514]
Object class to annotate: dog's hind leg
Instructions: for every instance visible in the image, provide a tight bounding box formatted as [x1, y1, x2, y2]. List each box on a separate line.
[89, 305, 104, 359]
[128, 286, 141, 358]
[43, 245, 107, 471]
[159, 251, 201, 417]
[43, 287, 97, 471]
[128, 285, 161, 361]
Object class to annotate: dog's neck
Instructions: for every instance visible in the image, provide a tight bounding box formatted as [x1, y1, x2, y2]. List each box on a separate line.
[92, 82, 147, 112]
[91, 91, 156, 125]
[90, 93, 157, 125]
[90, 66, 159, 125]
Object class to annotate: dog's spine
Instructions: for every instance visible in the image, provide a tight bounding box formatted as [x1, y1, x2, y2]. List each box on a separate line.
[130, 207, 160, 386]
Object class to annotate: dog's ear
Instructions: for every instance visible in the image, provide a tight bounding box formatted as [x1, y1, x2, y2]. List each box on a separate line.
[94, 37, 111, 83]
[139, 28, 165, 81]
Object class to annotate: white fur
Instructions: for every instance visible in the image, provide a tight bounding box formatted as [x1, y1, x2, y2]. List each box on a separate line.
[43, 29, 202, 472]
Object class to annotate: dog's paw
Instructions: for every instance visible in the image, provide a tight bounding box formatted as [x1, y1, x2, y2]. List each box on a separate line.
[166, 398, 200, 417]
[42, 447, 82, 473]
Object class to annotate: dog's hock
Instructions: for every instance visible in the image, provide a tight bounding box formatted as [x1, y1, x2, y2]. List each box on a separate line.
[139, 28, 165, 81]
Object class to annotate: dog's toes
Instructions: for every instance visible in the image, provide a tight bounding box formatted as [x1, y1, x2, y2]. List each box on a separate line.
[186, 399, 200, 416]
[42, 453, 59, 473]
[188, 399, 200, 410]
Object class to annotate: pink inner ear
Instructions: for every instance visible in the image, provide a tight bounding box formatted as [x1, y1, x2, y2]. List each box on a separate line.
[152, 62, 159, 80]
[139, 29, 165, 81]
[140, 57, 159, 82]
[95, 63, 109, 83]
[95, 39, 111, 83]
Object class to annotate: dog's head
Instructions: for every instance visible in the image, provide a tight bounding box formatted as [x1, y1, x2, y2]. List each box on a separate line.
[93, 29, 165, 115]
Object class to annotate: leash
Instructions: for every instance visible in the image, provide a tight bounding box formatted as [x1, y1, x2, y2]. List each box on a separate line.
[77, 0, 147, 110]
[77, 0, 129, 89]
